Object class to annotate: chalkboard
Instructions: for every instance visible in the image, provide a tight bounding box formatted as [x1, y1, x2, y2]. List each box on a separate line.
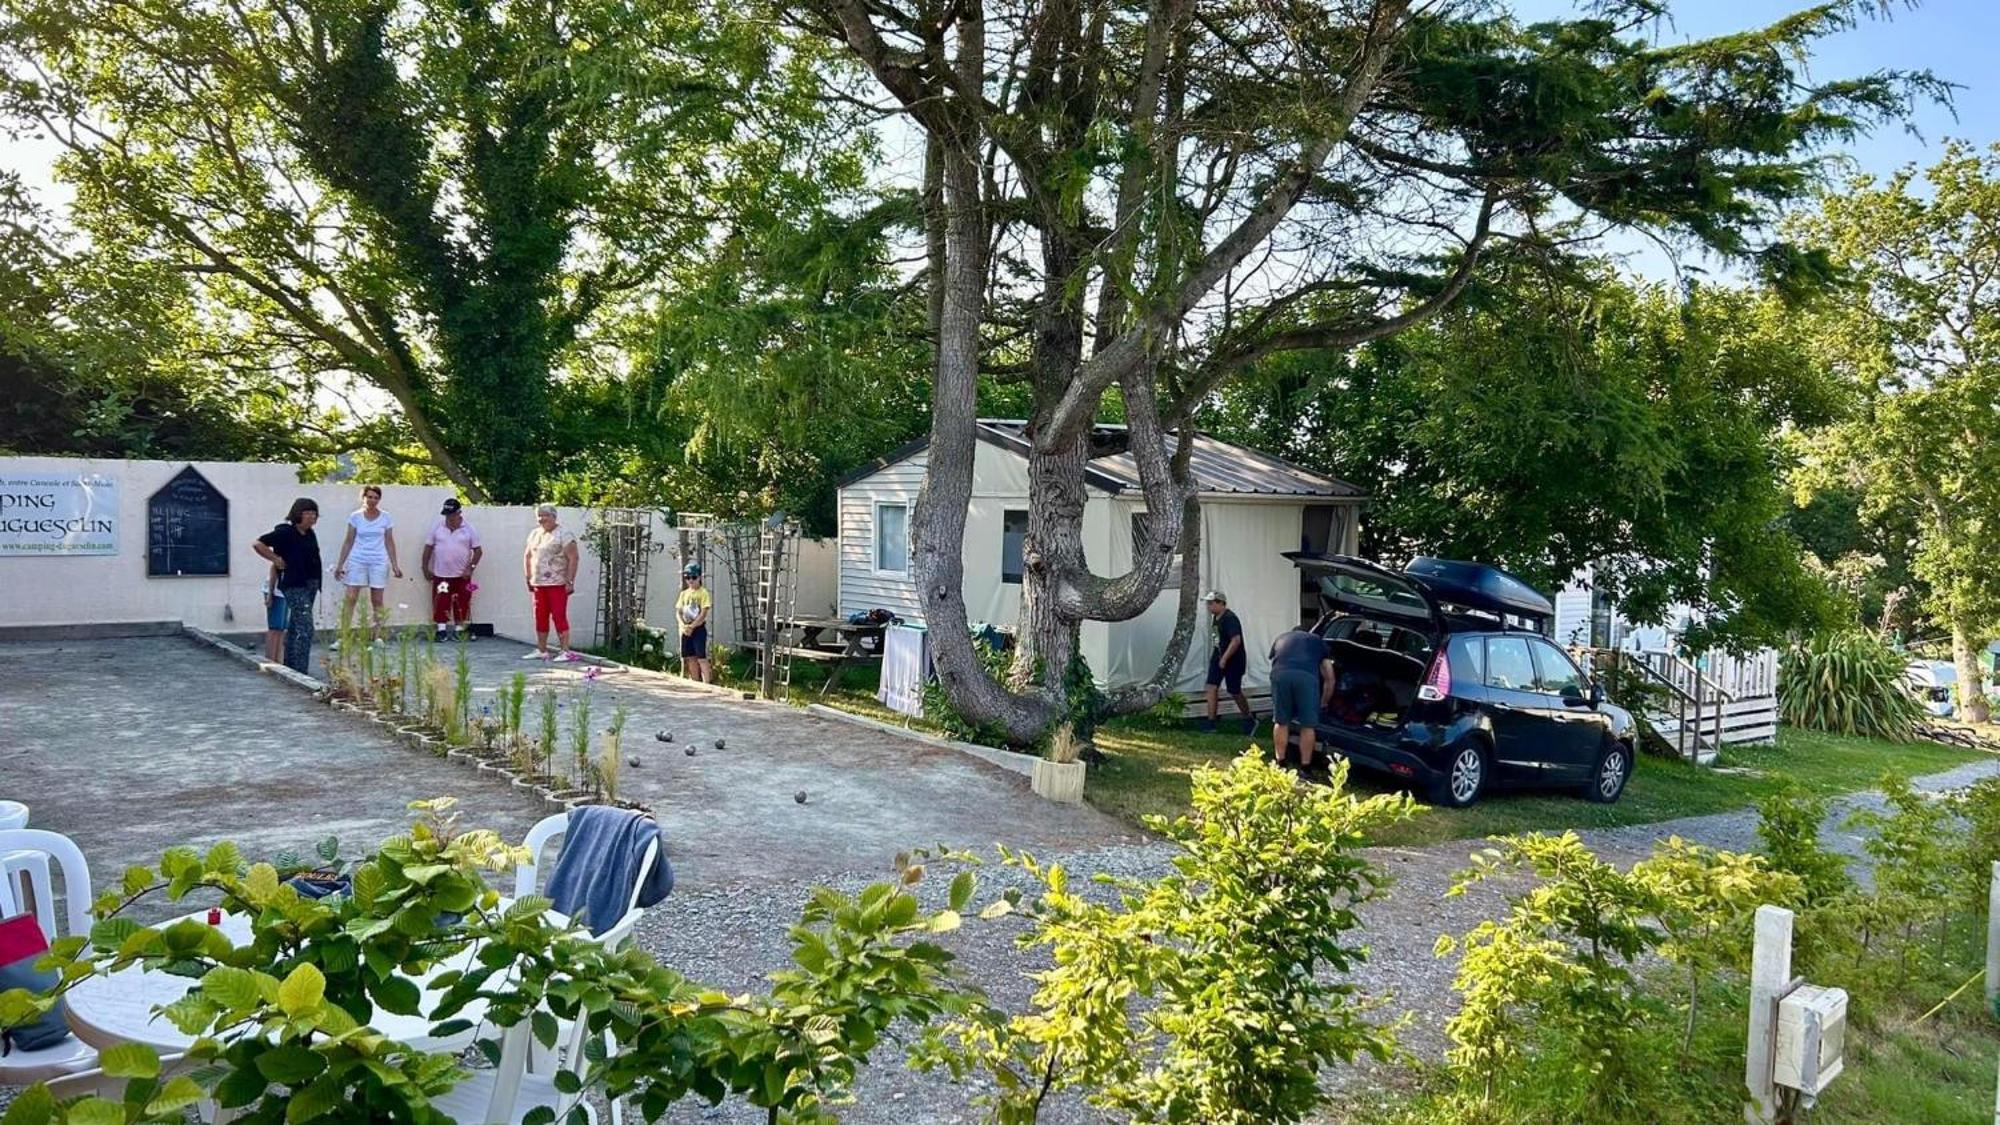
[147, 466, 230, 577]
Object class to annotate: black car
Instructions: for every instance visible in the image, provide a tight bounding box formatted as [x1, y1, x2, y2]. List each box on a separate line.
[1283, 553, 1637, 808]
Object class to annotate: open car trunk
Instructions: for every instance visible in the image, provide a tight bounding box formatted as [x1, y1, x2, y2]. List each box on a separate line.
[1283, 553, 1557, 730]
[1283, 553, 1442, 730]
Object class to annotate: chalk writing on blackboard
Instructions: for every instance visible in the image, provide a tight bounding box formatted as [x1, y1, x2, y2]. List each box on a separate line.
[147, 466, 229, 577]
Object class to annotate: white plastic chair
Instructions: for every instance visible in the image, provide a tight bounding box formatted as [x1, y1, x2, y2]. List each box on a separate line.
[0, 828, 98, 1085]
[514, 812, 661, 1123]
[0, 802, 54, 937]
[514, 813, 661, 953]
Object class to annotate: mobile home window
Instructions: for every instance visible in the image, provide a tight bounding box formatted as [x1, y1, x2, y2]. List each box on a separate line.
[875, 502, 910, 574]
[1001, 510, 1028, 584]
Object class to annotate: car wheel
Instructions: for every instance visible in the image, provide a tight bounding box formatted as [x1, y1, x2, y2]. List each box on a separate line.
[1431, 743, 1487, 808]
[1585, 741, 1632, 804]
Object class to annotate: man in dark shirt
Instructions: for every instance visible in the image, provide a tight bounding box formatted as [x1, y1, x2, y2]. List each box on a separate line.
[253, 498, 322, 674]
[1202, 591, 1254, 735]
[1269, 626, 1334, 775]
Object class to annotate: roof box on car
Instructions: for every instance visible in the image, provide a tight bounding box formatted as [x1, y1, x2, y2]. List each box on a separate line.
[1404, 557, 1554, 621]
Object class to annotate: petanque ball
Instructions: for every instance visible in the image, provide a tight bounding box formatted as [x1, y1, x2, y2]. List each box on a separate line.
[794, 791, 808, 804]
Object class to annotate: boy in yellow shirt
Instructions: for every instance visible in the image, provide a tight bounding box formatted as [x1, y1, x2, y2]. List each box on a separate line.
[676, 564, 714, 683]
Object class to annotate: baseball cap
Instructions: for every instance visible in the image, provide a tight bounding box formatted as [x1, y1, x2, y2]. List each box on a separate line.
[1204, 590, 1227, 604]
[440, 497, 462, 514]
[683, 563, 702, 578]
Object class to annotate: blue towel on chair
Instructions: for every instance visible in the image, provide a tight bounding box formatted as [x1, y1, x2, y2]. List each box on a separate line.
[543, 806, 673, 936]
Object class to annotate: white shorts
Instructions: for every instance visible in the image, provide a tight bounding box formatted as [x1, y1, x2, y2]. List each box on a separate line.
[343, 558, 389, 589]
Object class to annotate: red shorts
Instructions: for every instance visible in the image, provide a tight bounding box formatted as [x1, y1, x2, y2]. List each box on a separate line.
[432, 575, 472, 624]
[532, 584, 570, 635]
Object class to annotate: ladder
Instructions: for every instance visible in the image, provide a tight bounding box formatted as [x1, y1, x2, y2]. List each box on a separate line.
[755, 518, 800, 700]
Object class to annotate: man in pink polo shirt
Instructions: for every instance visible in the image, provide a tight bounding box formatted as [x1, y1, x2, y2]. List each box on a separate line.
[422, 498, 484, 641]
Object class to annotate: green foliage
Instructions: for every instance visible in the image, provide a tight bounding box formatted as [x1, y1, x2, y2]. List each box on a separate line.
[568, 692, 593, 791]
[503, 672, 527, 738]
[1061, 651, 1107, 748]
[0, 799, 524, 1124]
[1754, 785, 1855, 909]
[1795, 141, 2000, 716]
[0, 809, 989, 1124]
[922, 754, 1413, 1124]
[1437, 832, 1797, 1113]
[1206, 270, 1847, 650]
[922, 637, 1016, 748]
[536, 688, 559, 778]
[1778, 629, 1922, 740]
[0, 0, 873, 503]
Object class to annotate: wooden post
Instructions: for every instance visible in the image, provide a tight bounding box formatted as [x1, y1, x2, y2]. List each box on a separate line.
[1986, 861, 2000, 1005]
[1746, 904, 1794, 1125]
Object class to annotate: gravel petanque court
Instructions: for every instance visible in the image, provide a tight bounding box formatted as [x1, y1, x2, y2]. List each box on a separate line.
[3, 630, 1136, 896]
[0, 634, 550, 905]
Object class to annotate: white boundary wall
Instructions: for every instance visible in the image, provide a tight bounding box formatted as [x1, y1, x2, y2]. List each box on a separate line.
[0, 455, 602, 644]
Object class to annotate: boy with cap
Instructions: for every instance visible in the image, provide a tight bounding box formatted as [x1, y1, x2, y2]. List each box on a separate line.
[422, 497, 483, 641]
[1202, 590, 1255, 735]
[677, 563, 714, 683]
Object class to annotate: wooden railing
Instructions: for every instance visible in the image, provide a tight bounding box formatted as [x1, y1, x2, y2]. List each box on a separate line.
[1581, 645, 1781, 763]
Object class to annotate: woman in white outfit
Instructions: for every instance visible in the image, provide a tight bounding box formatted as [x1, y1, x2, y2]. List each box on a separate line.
[333, 484, 403, 640]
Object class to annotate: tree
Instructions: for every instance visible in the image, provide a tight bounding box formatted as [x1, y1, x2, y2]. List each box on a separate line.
[0, 174, 283, 460]
[0, 0, 849, 501]
[1203, 268, 1847, 651]
[798, 0, 1933, 741]
[1796, 142, 2000, 721]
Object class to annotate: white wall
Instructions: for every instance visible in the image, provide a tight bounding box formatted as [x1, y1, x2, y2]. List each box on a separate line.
[0, 456, 600, 644]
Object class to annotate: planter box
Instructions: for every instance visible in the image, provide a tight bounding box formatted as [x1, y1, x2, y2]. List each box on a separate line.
[1030, 759, 1086, 804]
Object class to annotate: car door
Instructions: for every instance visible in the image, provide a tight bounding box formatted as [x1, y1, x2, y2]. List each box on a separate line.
[1528, 639, 1609, 778]
[1479, 636, 1559, 783]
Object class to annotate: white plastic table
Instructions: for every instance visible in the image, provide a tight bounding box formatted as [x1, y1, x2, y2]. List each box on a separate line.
[63, 905, 556, 1055]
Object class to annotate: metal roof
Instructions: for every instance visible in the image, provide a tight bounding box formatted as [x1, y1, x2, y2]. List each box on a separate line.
[836, 420, 1363, 498]
[974, 420, 1362, 498]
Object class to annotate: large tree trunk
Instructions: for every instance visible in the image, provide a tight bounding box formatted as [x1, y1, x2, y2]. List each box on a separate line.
[908, 7, 1059, 745]
[1012, 431, 1091, 700]
[1951, 624, 1990, 724]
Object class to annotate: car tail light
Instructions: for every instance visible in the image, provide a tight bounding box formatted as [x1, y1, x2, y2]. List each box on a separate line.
[1417, 649, 1450, 702]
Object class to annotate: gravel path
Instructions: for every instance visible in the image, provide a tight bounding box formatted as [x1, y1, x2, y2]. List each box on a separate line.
[622, 754, 2000, 1123]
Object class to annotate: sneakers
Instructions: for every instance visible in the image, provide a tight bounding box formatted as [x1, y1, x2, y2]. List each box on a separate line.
[1242, 718, 1258, 736]
[556, 650, 582, 663]
[522, 650, 550, 661]
[1199, 720, 1218, 734]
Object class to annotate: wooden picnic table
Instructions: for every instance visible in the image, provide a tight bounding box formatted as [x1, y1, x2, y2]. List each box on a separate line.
[779, 617, 888, 698]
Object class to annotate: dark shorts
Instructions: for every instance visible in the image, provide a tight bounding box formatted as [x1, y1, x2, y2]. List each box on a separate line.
[265, 591, 289, 632]
[1272, 668, 1322, 727]
[1206, 653, 1246, 694]
[681, 625, 709, 659]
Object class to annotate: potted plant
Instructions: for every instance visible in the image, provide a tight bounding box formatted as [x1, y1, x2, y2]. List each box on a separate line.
[1031, 724, 1088, 804]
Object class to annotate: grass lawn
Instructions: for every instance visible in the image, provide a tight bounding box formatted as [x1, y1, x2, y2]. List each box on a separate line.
[746, 653, 1989, 848]
[1089, 721, 1989, 846]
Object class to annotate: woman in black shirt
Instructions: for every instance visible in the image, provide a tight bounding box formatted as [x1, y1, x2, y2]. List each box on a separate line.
[252, 498, 322, 674]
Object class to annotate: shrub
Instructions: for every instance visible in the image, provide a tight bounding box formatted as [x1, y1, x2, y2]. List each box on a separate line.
[2, 809, 989, 1125]
[922, 753, 1414, 1124]
[1437, 832, 1796, 1115]
[1777, 629, 1921, 740]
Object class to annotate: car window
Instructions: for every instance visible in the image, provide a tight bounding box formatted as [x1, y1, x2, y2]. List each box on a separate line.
[1483, 637, 1536, 692]
[1530, 640, 1586, 696]
[1448, 635, 1484, 685]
